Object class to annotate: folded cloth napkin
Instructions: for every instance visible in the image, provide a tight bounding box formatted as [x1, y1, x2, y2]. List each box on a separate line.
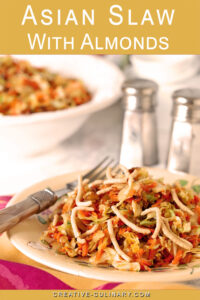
[0, 259, 73, 290]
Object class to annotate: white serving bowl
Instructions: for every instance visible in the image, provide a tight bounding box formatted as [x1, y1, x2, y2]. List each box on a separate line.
[0, 55, 124, 157]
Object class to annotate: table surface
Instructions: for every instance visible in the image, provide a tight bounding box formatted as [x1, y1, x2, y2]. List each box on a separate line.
[0, 100, 168, 195]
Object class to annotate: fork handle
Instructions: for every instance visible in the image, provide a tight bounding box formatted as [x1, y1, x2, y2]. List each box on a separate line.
[0, 188, 57, 234]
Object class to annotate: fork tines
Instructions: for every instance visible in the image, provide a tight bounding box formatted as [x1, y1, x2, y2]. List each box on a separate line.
[84, 156, 118, 182]
[66, 156, 118, 190]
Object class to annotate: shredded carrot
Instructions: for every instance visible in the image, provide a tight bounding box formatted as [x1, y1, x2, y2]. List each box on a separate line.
[95, 237, 107, 262]
[175, 211, 183, 217]
[77, 243, 83, 250]
[195, 206, 200, 213]
[81, 219, 90, 225]
[95, 249, 104, 261]
[152, 199, 163, 207]
[191, 195, 200, 205]
[195, 206, 200, 224]
[137, 258, 152, 271]
[103, 228, 109, 235]
[133, 198, 142, 203]
[142, 182, 157, 192]
[191, 225, 198, 229]
[182, 253, 193, 264]
[82, 242, 89, 257]
[53, 232, 62, 243]
[59, 247, 67, 254]
[118, 227, 131, 235]
[164, 254, 174, 264]
[149, 249, 157, 260]
[86, 232, 95, 241]
[79, 210, 92, 218]
[172, 249, 183, 265]
[62, 203, 69, 213]
[137, 249, 144, 258]
[187, 235, 199, 247]
[184, 212, 191, 222]
[147, 238, 159, 249]
[162, 190, 171, 201]
[109, 189, 119, 201]
[112, 217, 119, 225]
[125, 197, 134, 203]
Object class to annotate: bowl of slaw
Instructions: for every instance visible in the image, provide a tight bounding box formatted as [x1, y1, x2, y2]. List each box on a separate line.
[0, 55, 124, 157]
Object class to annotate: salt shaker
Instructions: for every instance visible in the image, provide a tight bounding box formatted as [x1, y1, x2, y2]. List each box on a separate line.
[120, 78, 159, 168]
[167, 88, 200, 176]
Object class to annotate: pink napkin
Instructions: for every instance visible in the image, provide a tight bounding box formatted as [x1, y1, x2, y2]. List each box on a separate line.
[0, 196, 12, 210]
[0, 259, 121, 290]
[0, 259, 74, 290]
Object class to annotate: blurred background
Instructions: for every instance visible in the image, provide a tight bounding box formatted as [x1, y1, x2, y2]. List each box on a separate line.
[0, 54, 200, 194]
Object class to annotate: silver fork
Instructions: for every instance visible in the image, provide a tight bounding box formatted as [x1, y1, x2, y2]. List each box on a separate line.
[0, 156, 117, 234]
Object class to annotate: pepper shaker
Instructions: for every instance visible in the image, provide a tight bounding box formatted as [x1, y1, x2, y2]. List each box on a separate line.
[120, 78, 159, 168]
[167, 88, 200, 176]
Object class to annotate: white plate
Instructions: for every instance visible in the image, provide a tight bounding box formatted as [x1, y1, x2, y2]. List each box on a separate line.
[7, 169, 200, 282]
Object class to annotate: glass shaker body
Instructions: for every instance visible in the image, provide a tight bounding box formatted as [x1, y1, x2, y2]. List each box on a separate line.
[167, 88, 200, 176]
[120, 78, 159, 168]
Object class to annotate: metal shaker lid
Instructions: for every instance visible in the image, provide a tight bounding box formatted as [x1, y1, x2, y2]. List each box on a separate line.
[172, 88, 200, 122]
[122, 78, 158, 112]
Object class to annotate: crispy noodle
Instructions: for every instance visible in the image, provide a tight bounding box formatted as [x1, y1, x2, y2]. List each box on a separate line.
[88, 180, 103, 188]
[125, 175, 134, 197]
[76, 175, 92, 207]
[161, 218, 193, 250]
[118, 164, 130, 179]
[97, 187, 113, 195]
[104, 178, 127, 184]
[173, 243, 177, 257]
[141, 207, 161, 238]
[106, 167, 113, 179]
[107, 219, 131, 262]
[112, 205, 151, 235]
[81, 224, 99, 238]
[52, 214, 58, 227]
[132, 201, 142, 217]
[71, 206, 94, 240]
[171, 189, 194, 216]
